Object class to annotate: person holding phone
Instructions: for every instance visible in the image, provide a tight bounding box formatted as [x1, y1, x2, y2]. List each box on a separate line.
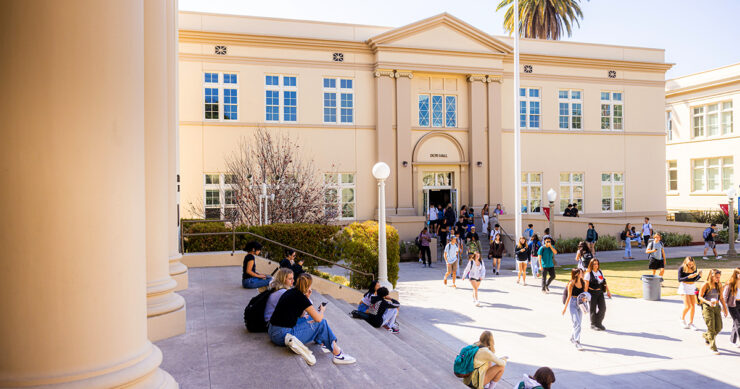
[537, 237, 558, 293]
[698, 269, 729, 354]
[678, 257, 702, 330]
[584, 259, 611, 331]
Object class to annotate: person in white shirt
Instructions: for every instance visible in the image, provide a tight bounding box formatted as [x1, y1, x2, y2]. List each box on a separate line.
[428, 203, 438, 236]
[641, 217, 653, 248]
[463, 252, 486, 306]
[443, 235, 459, 287]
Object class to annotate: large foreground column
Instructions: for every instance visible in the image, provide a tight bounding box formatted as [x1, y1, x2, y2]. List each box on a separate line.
[145, 0, 186, 341]
[0, 1, 176, 387]
[375, 69, 397, 215]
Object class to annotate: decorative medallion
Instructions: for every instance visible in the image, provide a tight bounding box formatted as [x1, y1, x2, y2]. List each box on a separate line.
[332, 53, 344, 62]
[215, 45, 227, 55]
[523, 65, 533, 73]
[608, 70, 617, 79]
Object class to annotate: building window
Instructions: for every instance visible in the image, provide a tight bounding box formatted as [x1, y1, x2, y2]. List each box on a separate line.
[601, 172, 624, 212]
[324, 173, 356, 219]
[667, 161, 678, 191]
[265, 75, 297, 122]
[520, 88, 541, 129]
[204, 173, 237, 219]
[203, 72, 238, 121]
[692, 157, 733, 192]
[418, 94, 456, 128]
[666, 111, 673, 141]
[559, 172, 584, 211]
[422, 172, 453, 187]
[692, 101, 733, 138]
[521, 172, 542, 214]
[323, 78, 353, 124]
[558, 90, 582, 130]
[600, 92, 623, 130]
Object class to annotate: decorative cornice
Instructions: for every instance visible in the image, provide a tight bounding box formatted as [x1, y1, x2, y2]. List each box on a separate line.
[180, 121, 376, 130]
[467, 75, 487, 83]
[665, 75, 740, 98]
[372, 44, 506, 60]
[374, 69, 397, 78]
[486, 75, 503, 83]
[395, 70, 414, 79]
[179, 29, 371, 53]
[501, 128, 665, 136]
[377, 61, 503, 76]
[501, 72, 665, 87]
[506, 53, 674, 73]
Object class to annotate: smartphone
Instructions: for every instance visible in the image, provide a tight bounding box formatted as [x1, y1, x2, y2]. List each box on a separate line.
[321, 302, 327, 307]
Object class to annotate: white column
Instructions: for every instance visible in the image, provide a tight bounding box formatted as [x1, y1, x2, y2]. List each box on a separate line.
[145, 0, 186, 342]
[0, 1, 176, 387]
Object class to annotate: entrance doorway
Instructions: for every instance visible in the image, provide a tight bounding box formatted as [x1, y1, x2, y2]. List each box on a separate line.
[421, 171, 456, 216]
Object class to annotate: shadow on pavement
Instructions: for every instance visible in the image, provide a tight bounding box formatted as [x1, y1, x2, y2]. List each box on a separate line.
[578, 343, 671, 359]
[604, 329, 681, 342]
[478, 302, 532, 311]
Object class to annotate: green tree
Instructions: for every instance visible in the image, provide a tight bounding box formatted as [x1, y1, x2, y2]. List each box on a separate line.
[497, 0, 586, 40]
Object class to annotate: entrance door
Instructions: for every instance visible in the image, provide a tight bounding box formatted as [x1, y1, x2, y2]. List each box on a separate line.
[451, 189, 457, 217]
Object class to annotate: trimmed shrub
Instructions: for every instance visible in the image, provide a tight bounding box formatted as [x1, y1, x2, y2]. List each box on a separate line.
[553, 237, 581, 254]
[657, 231, 692, 247]
[717, 229, 729, 244]
[183, 222, 232, 252]
[594, 235, 619, 252]
[240, 224, 341, 271]
[338, 221, 400, 289]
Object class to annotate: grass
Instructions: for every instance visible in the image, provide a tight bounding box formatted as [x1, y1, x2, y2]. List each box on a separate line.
[554, 257, 740, 298]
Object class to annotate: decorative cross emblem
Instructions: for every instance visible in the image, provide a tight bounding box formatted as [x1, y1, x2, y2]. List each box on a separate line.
[608, 70, 617, 79]
[215, 45, 227, 55]
[332, 53, 344, 62]
[523, 65, 533, 73]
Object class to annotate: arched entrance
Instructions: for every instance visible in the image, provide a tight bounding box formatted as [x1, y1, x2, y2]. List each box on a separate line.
[411, 132, 467, 216]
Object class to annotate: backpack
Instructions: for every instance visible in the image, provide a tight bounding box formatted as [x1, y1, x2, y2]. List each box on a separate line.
[415, 235, 422, 248]
[453, 344, 480, 378]
[620, 230, 627, 241]
[243, 289, 274, 332]
[703, 227, 712, 240]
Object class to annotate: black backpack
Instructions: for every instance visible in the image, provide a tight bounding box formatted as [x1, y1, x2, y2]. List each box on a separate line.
[243, 289, 274, 332]
[620, 230, 627, 241]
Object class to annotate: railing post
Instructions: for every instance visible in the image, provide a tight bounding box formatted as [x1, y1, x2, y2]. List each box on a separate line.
[179, 218, 184, 254]
[232, 223, 236, 256]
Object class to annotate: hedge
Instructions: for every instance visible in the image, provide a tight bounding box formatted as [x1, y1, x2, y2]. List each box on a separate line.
[657, 231, 692, 247]
[337, 221, 400, 289]
[550, 235, 618, 254]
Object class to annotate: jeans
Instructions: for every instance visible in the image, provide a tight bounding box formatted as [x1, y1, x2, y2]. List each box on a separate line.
[541, 267, 555, 291]
[729, 304, 740, 345]
[243, 276, 271, 289]
[530, 257, 539, 277]
[569, 297, 582, 342]
[643, 235, 650, 247]
[420, 246, 432, 265]
[702, 304, 723, 351]
[590, 290, 606, 328]
[269, 317, 338, 350]
[382, 308, 399, 327]
[624, 238, 632, 257]
[357, 303, 369, 313]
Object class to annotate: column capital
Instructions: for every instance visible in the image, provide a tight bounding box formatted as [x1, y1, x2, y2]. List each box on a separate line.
[467, 74, 487, 83]
[486, 75, 503, 83]
[374, 69, 397, 78]
[395, 70, 414, 79]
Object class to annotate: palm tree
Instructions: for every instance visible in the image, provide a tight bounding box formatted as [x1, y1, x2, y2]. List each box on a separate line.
[497, 0, 586, 40]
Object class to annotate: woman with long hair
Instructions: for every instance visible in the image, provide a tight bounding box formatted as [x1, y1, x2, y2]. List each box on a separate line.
[357, 280, 380, 313]
[263, 268, 295, 323]
[461, 331, 507, 389]
[723, 268, 740, 347]
[698, 269, 729, 354]
[528, 234, 542, 279]
[574, 241, 593, 271]
[516, 367, 556, 389]
[584, 259, 611, 331]
[488, 233, 505, 276]
[463, 252, 486, 306]
[677, 256, 702, 330]
[481, 204, 490, 236]
[515, 236, 530, 285]
[562, 268, 586, 350]
[622, 223, 634, 259]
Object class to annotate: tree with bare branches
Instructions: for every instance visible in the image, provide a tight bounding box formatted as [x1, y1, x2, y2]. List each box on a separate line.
[225, 129, 337, 225]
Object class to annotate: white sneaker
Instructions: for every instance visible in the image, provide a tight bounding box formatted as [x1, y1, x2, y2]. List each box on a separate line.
[681, 319, 689, 329]
[320, 344, 332, 353]
[285, 334, 316, 366]
[475, 300, 481, 307]
[717, 256, 723, 260]
[702, 256, 709, 260]
[332, 352, 356, 365]
[689, 323, 698, 331]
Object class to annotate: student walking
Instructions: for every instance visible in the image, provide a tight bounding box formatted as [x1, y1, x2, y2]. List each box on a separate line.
[562, 268, 586, 351]
[482, 204, 490, 236]
[585, 223, 598, 254]
[678, 257, 702, 330]
[529, 234, 542, 279]
[466, 226, 482, 260]
[703, 223, 723, 260]
[698, 269, 729, 354]
[641, 217, 653, 249]
[489, 234, 505, 276]
[463, 253, 486, 306]
[418, 227, 432, 267]
[646, 233, 667, 277]
[723, 268, 740, 347]
[537, 237, 558, 293]
[622, 223, 634, 259]
[523, 224, 534, 241]
[574, 241, 593, 271]
[584, 259, 611, 331]
[443, 236, 460, 287]
[428, 203, 438, 236]
[515, 237, 530, 285]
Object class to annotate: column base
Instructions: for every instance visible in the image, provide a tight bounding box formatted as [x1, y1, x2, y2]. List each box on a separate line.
[169, 254, 189, 291]
[395, 207, 416, 216]
[147, 278, 186, 342]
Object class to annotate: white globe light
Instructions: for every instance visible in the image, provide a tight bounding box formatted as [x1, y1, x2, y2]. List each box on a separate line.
[372, 162, 391, 180]
[728, 187, 738, 198]
[546, 188, 557, 203]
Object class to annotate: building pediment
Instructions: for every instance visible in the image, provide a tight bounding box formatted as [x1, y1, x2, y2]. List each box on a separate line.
[367, 13, 512, 55]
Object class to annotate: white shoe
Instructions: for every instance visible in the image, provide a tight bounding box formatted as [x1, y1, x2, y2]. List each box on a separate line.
[575, 342, 584, 351]
[476, 300, 481, 307]
[681, 319, 689, 329]
[285, 334, 316, 366]
[717, 256, 723, 260]
[702, 256, 709, 260]
[320, 344, 332, 353]
[333, 352, 356, 365]
[689, 323, 698, 331]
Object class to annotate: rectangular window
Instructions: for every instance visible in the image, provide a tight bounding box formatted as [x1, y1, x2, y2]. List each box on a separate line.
[693, 157, 734, 192]
[422, 172, 453, 187]
[601, 172, 624, 212]
[559, 172, 584, 211]
[521, 172, 542, 214]
[324, 173, 356, 219]
[558, 90, 582, 130]
[323, 78, 353, 124]
[666, 111, 673, 141]
[722, 101, 733, 135]
[668, 161, 678, 191]
[600, 91, 623, 130]
[203, 72, 238, 121]
[692, 101, 733, 138]
[418, 94, 456, 128]
[204, 173, 236, 219]
[265, 75, 298, 122]
[520, 88, 541, 129]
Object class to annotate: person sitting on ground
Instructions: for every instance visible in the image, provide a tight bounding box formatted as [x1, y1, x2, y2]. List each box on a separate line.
[357, 280, 379, 313]
[462, 331, 507, 389]
[631, 226, 642, 248]
[263, 268, 295, 323]
[517, 367, 556, 389]
[363, 287, 401, 334]
[279, 249, 305, 279]
[268, 273, 356, 365]
[242, 241, 271, 289]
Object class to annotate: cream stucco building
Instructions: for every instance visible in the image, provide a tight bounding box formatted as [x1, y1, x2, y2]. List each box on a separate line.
[665, 63, 738, 212]
[178, 11, 673, 239]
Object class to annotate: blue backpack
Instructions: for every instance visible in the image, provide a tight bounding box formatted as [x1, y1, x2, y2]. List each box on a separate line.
[453, 344, 479, 378]
[703, 227, 713, 240]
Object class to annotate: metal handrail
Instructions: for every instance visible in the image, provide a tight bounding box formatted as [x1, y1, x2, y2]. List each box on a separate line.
[180, 219, 374, 280]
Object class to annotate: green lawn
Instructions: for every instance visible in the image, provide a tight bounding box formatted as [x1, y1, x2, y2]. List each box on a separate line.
[554, 257, 740, 298]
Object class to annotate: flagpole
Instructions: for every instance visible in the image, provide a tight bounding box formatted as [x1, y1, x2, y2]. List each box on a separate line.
[513, 0, 522, 240]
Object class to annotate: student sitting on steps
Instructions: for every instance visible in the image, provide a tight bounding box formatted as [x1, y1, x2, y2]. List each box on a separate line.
[362, 287, 401, 334]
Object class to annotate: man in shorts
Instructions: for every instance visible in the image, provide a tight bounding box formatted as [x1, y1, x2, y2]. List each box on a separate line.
[443, 235, 459, 287]
[646, 233, 666, 277]
[641, 217, 653, 248]
[702, 223, 723, 260]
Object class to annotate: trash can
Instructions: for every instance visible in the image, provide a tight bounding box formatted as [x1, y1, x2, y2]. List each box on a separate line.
[641, 275, 662, 301]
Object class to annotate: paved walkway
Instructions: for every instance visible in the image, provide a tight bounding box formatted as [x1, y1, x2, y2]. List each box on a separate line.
[395, 261, 740, 389]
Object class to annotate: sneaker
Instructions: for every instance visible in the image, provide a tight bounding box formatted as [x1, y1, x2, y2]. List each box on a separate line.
[703, 256, 709, 260]
[689, 323, 698, 331]
[333, 352, 356, 365]
[576, 342, 584, 351]
[496, 271, 500, 275]
[717, 256, 723, 260]
[570, 337, 576, 344]
[591, 325, 601, 331]
[475, 300, 481, 307]
[320, 344, 332, 353]
[681, 319, 689, 329]
[712, 349, 720, 355]
[389, 326, 400, 334]
[285, 334, 316, 366]
[597, 325, 606, 331]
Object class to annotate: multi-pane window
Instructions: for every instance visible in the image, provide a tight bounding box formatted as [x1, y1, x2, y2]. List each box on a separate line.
[204, 173, 237, 219]
[667, 161, 678, 191]
[666, 111, 673, 141]
[559, 172, 584, 211]
[203, 72, 238, 120]
[324, 173, 356, 219]
[600, 92, 623, 130]
[692, 101, 733, 138]
[323, 78, 353, 124]
[265, 75, 297, 122]
[601, 173, 624, 212]
[521, 173, 542, 214]
[692, 157, 733, 192]
[520, 88, 541, 129]
[558, 90, 582, 130]
[418, 95, 456, 127]
[422, 172, 453, 187]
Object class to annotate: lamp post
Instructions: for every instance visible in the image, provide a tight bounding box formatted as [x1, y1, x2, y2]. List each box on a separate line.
[728, 188, 737, 258]
[372, 162, 392, 289]
[547, 188, 557, 238]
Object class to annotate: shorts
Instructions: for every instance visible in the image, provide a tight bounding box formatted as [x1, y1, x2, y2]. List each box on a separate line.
[704, 241, 715, 249]
[677, 282, 697, 295]
[648, 258, 665, 269]
[446, 261, 458, 274]
[516, 260, 528, 265]
[470, 278, 481, 282]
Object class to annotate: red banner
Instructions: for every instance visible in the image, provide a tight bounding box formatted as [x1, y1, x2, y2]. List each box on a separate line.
[720, 204, 729, 216]
[543, 207, 551, 221]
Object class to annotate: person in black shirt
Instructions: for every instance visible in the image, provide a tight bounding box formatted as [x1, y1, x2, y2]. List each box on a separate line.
[242, 241, 271, 289]
[455, 215, 467, 237]
[279, 249, 305, 280]
[563, 204, 573, 217]
[268, 274, 356, 365]
[571, 204, 579, 217]
[363, 287, 401, 333]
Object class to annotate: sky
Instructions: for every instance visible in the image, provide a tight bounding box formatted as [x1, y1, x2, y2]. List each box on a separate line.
[179, 0, 740, 79]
